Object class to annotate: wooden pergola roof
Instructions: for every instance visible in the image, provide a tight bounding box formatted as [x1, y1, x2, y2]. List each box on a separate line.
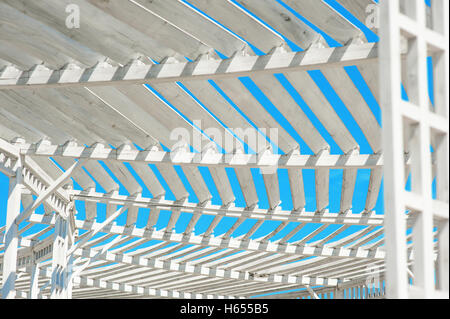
[0, 0, 434, 299]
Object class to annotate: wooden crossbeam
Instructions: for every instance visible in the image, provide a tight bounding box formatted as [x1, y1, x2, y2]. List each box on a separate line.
[0, 43, 378, 89]
[73, 245, 339, 287]
[18, 141, 385, 169]
[70, 189, 384, 226]
[27, 266, 242, 299]
[28, 214, 385, 260]
[16, 160, 84, 224]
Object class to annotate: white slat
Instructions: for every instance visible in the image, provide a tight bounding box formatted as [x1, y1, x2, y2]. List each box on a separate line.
[126, 206, 140, 226]
[215, 77, 299, 153]
[146, 208, 161, 230]
[5, 0, 177, 65]
[234, 0, 320, 50]
[0, 91, 73, 144]
[85, 201, 97, 221]
[365, 168, 383, 212]
[187, 0, 284, 54]
[284, 71, 357, 153]
[50, 87, 151, 147]
[156, 164, 189, 201]
[340, 168, 357, 213]
[321, 67, 381, 153]
[315, 168, 329, 212]
[358, 62, 379, 103]
[87, 0, 210, 60]
[250, 73, 329, 154]
[0, 40, 41, 70]
[288, 168, 306, 211]
[181, 166, 211, 203]
[281, 0, 365, 44]
[102, 161, 142, 195]
[82, 161, 119, 193]
[335, 0, 376, 27]
[128, 162, 165, 199]
[262, 171, 281, 210]
[0, 2, 101, 68]
[53, 157, 96, 190]
[134, 0, 245, 57]
[151, 82, 233, 150]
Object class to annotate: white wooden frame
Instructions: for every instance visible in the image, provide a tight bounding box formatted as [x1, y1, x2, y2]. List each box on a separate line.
[0, 0, 448, 299]
[380, 0, 449, 299]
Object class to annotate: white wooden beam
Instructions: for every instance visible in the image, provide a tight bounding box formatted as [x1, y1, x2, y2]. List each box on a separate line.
[379, 0, 409, 299]
[74, 245, 339, 287]
[0, 43, 378, 89]
[28, 214, 385, 260]
[1, 159, 23, 299]
[68, 189, 385, 226]
[16, 159, 84, 224]
[18, 141, 386, 169]
[26, 265, 243, 299]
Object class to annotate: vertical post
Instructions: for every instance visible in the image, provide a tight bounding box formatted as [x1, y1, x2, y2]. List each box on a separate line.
[50, 215, 71, 299]
[1, 157, 23, 299]
[379, 0, 409, 299]
[410, 0, 434, 298]
[433, 0, 450, 295]
[29, 259, 40, 299]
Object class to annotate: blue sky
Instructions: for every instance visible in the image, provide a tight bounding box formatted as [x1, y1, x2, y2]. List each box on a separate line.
[0, 0, 435, 297]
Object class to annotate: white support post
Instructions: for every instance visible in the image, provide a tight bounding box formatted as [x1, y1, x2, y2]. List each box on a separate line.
[379, 0, 409, 299]
[431, 0, 450, 296]
[1, 157, 23, 299]
[50, 215, 72, 299]
[380, 0, 449, 299]
[29, 261, 40, 299]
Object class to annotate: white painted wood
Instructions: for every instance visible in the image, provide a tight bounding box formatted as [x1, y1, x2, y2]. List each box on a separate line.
[102, 160, 142, 196]
[183, 166, 212, 203]
[250, 73, 329, 154]
[340, 168, 357, 213]
[321, 66, 381, 153]
[187, 0, 285, 54]
[281, 0, 366, 44]
[0, 40, 42, 70]
[335, 0, 376, 27]
[233, 0, 320, 50]
[156, 164, 189, 201]
[379, 0, 409, 298]
[0, 2, 101, 69]
[0, 43, 379, 89]
[82, 161, 119, 194]
[87, 0, 210, 60]
[4, 0, 179, 65]
[29, 214, 386, 261]
[288, 167, 306, 211]
[146, 208, 160, 231]
[166, 209, 182, 232]
[125, 207, 140, 227]
[1, 160, 22, 299]
[29, 262, 40, 299]
[214, 77, 298, 153]
[84, 201, 97, 222]
[262, 170, 280, 210]
[134, 0, 245, 58]
[1, 0, 445, 299]
[364, 168, 382, 212]
[53, 157, 95, 190]
[50, 215, 71, 298]
[17, 159, 83, 224]
[128, 161, 165, 199]
[284, 70, 357, 154]
[358, 62, 379, 102]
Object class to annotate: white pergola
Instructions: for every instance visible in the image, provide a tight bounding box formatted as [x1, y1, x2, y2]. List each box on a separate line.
[0, 0, 448, 299]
